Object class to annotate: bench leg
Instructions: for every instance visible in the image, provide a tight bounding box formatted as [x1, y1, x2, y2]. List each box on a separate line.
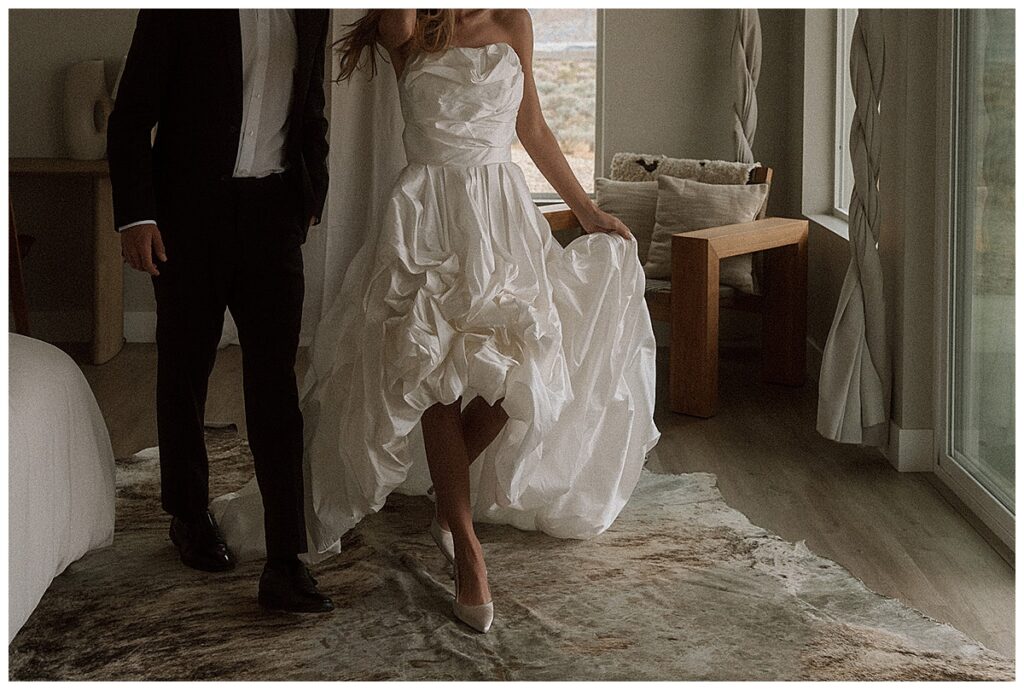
[762, 237, 807, 387]
[671, 238, 719, 417]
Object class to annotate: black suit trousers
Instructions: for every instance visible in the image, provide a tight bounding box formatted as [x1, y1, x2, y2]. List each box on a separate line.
[152, 172, 307, 558]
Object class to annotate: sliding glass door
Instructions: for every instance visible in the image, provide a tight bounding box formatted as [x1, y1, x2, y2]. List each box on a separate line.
[940, 9, 1015, 542]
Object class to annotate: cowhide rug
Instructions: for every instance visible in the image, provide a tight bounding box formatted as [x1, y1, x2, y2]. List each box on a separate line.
[8, 426, 1014, 681]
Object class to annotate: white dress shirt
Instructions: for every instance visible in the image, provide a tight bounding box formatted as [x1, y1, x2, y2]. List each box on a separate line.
[233, 8, 297, 178]
[119, 9, 299, 231]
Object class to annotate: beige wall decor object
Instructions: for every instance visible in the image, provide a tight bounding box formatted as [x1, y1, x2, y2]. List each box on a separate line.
[817, 9, 890, 445]
[63, 59, 113, 160]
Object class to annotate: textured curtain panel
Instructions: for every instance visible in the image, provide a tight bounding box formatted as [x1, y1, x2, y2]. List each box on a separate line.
[308, 9, 406, 338]
[731, 9, 761, 165]
[817, 9, 890, 446]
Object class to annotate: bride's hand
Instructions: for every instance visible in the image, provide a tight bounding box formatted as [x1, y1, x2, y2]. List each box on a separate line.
[579, 206, 633, 240]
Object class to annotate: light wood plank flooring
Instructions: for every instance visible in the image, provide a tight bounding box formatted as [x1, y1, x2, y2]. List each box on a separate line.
[79, 342, 1015, 658]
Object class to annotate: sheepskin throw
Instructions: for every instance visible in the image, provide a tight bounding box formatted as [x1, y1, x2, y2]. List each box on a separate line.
[8, 426, 1014, 680]
[611, 153, 759, 185]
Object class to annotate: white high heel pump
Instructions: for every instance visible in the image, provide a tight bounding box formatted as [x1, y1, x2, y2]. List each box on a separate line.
[453, 559, 494, 634]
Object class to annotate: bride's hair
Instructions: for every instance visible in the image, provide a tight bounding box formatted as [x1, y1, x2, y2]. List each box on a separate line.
[335, 9, 457, 81]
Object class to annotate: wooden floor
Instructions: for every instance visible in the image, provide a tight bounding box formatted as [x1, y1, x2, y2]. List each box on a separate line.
[80, 342, 1015, 658]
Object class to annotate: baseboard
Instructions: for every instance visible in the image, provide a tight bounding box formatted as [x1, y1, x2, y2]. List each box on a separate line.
[124, 311, 157, 343]
[883, 422, 935, 472]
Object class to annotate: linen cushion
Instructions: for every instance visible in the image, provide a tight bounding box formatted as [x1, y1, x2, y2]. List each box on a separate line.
[644, 176, 769, 292]
[595, 178, 659, 263]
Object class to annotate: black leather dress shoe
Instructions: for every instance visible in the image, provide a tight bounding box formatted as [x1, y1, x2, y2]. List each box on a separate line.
[169, 511, 236, 572]
[258, 559, 334, 614]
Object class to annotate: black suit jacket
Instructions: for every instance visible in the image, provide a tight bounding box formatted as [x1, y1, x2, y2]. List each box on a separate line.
[107, 9, 330, 240]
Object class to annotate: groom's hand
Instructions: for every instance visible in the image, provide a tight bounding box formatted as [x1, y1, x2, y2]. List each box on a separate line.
[122, 223, 168, 276]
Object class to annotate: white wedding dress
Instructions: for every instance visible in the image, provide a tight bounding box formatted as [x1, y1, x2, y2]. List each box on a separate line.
[212, 42, 660, 561]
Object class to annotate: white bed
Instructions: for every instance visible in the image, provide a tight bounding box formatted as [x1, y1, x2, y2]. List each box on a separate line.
[8, 333, 115, 643]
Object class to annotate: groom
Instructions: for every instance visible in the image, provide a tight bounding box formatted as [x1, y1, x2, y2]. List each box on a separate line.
[107, 9, 332, 613]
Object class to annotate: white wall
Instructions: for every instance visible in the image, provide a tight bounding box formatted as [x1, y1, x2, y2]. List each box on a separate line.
[9, 9, 137, 158]
[600, 10, 734, 169]
[878, 10, 941, 468]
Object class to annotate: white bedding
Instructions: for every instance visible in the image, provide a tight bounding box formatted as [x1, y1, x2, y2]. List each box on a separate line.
[8, 333, 115, 643]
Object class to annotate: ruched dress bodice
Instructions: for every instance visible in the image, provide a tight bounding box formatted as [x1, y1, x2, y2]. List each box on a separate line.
[399, 43, 523, 168]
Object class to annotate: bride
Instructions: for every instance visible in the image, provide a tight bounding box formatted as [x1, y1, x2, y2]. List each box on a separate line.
[214, 8, 659, 633]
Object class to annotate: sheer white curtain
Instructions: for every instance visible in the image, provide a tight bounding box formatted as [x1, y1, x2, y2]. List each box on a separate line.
[305, 9, 435, 496]
[219, 9, 405, 348]
[301, 8, 406, 344]
[816, 9, 890, 445]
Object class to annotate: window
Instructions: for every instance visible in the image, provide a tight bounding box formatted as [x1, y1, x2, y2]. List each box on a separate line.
[512, 8, 598, 198]
[833, 8, 857, 220]
[943, 9, 1015, 517]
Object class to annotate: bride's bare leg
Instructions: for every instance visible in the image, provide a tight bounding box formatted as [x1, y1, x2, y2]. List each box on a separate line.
[434, 397, 508, 532]
[421, 399, 491, 606]
[462, 396, 509, 463]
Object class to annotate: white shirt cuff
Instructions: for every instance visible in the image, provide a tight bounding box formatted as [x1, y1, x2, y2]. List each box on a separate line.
[118, 220, 157, 232]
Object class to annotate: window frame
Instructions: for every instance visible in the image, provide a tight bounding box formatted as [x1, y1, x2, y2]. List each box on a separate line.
[932, 8, 1015, 549]
[832, 8, 857, 221]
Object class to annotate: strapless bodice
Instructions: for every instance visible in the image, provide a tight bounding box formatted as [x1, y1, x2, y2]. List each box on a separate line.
[398, 42, 524, 167]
